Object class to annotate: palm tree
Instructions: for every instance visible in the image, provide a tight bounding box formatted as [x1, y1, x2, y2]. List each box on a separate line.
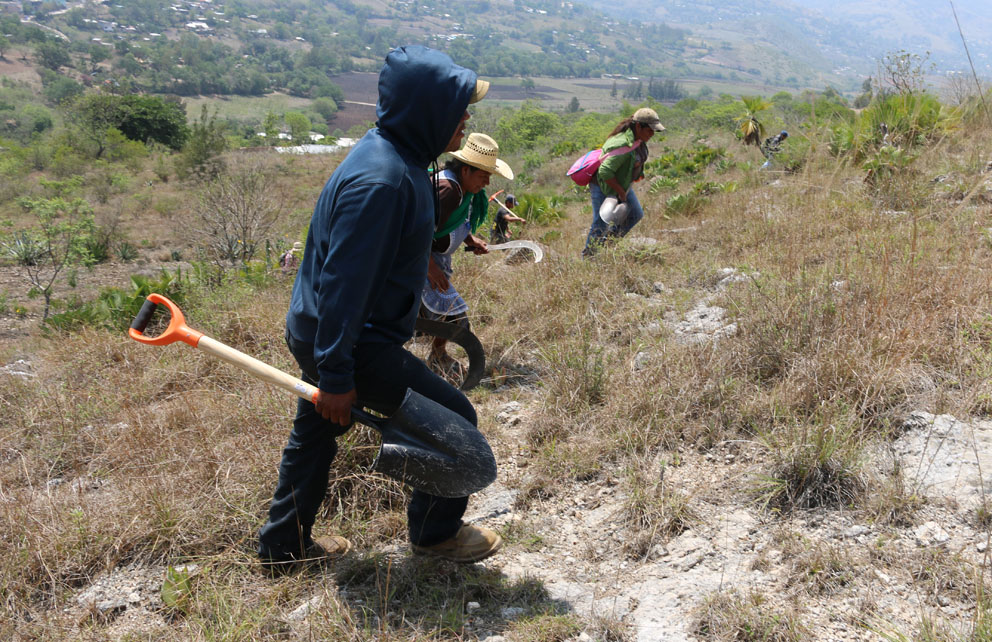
[737, 96, 771, 146]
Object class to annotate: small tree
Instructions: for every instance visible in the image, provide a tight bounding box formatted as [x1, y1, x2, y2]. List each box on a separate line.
[262, 111, 280, 141]
[566, 96, 580, 113]
[876, 50, 934, 96]
[117, 94, 188, 150]
[177, 106, 227, 179]
[4, 195, 95, 320]
[284, 111, 311, 141]
[64, 92, 123, 158]
[35, 41, 70, 71]
[0, 35, 10, 61]
[737, 96, 771, 146]
[88, 43, 109, 69]
[312, 97, 338, 122]
[42, 71, 84, 105]
[194, 157, 282, 267]
[853, 77, 873, 109]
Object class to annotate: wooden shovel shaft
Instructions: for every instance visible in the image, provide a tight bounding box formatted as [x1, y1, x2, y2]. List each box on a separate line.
[129, 293, 382, 428]
[196, 336, 319, 404]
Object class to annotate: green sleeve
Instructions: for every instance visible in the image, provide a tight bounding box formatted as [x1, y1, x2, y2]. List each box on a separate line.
[597, 131, 636, 190]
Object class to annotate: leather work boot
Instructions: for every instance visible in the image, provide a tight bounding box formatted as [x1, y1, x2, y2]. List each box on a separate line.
[260, 534, 352, 577]
[412, 524, 502, 563]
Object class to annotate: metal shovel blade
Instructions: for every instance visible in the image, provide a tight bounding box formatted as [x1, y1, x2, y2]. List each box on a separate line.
[488, 240, 543, 263]
[355, 389, 497, 498]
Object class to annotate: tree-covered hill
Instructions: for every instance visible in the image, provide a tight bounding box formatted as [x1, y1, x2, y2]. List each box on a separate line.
[7, 0, 690, 100]
[6, 0, 877, 109]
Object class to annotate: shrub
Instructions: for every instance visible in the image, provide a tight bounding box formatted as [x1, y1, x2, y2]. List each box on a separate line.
[176, 106, 227, 180]
[645, 145, 725, 179]
[46, 270, 189, 331]
[4, 195, 96, 320]
[665, 191, 707, 217]
[193, 156, 282, 266]
[831, 93, 955, 161]
[116, 241, 138, 262]
[495, 102, 560, 154]
[515, 193, 565, 226]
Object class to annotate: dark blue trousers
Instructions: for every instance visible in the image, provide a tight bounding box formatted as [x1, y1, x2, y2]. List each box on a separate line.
[257, 333, 476, 561]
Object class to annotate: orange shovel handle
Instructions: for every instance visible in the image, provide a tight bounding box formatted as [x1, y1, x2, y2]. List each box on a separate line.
[128, 293, 203, 347]
[128, 293, 319, 404]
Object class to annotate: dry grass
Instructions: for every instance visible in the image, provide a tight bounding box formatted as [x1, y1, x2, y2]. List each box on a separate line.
[692, 589, 808, 641]
[618, 463, 697, 559]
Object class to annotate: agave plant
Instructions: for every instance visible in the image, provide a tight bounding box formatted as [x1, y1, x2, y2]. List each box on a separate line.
[862, 146, 917, 187]
[737, 96, 771, 146]
[4, 232, 47, 267]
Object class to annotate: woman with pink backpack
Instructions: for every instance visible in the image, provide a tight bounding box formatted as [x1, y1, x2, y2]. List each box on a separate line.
[579, 108, 664, 256]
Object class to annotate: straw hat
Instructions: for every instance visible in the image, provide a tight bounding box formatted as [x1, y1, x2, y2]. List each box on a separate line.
[449, 133, 514, 180]
[469, 79, 490, 104]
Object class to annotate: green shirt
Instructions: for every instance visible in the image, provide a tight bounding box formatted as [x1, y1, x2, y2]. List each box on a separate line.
[596, 129, 638, 196]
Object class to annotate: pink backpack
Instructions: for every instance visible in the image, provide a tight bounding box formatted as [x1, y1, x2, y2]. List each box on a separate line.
[566, 140, 641, 186]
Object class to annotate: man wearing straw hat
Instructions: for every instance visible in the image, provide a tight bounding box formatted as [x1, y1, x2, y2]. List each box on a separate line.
[258, 46, 503, 574]
[421, 132, 513, 376]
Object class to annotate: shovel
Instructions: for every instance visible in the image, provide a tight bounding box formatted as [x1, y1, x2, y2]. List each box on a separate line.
[128, 293, 497, 498]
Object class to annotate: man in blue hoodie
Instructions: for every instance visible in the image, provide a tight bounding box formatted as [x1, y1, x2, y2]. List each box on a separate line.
[257, 46, 502, 573]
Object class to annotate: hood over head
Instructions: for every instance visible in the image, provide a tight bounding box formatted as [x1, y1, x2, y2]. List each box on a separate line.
[377, 46, 477, 166]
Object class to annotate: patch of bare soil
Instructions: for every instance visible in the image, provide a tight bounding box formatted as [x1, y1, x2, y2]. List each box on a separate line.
[330, 71, 380, 105]
[0, 256, 191, 341]
[0, 50, 42, 86]
[487, 84, 567, 101]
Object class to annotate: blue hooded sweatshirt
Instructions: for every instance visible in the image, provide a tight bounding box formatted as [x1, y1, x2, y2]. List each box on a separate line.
[287, 46, 477, 394]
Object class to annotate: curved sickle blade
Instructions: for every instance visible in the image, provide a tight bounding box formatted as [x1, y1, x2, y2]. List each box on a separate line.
[488, 240, 544, 263]
[414, 318, 485, 390]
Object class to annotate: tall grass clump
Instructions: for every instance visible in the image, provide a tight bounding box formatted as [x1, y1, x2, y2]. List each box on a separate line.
[619, 464, 697, 559]
[754, 421, 869, 512]
[692, 589, 808, 641]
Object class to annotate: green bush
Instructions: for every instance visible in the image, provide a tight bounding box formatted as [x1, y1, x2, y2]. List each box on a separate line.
[516, 193, 565, 226]
[495, 102, 560, 154]
[665, 191, 708, 217]
[831, 93, 955, 161]
[46, 270, 189, 332]
[645, 145, 725, 180]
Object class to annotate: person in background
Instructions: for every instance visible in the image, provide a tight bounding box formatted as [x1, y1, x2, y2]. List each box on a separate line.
[257, 46, 503, 575]
[279, 241, 303, 273]
[581, 107, 663, 257]
[760, 130, 789, 169]
[490, 194, 526, 245]
[422, 133, 514, 376]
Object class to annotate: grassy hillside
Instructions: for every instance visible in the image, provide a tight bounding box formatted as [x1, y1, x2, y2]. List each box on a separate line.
[2, 70, 992, 639]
